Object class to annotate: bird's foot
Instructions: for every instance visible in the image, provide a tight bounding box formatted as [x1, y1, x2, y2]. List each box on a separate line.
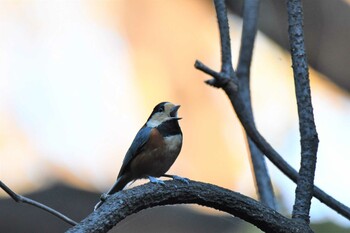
[171, 175, 190, 184]
[148, 176, 165, 185]
[162, 174, 190, 184]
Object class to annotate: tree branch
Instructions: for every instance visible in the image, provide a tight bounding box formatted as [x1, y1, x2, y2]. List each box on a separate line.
[236, 0, 276, 209]
[0, 180, 77, 226]
[236, 0, 259, 75]
[195, 0, 350, 220]
[286, 0, 319, 223]
[195, 0, 238, 90]
[215, 0, 233, 75]
[67, 180, 312, 233]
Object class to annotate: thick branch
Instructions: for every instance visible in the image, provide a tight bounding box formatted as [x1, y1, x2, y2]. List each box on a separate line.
[0, 180, 77, 226]
[67, 180, 312, 233]
[195, 0, 350, 220]
[286, 0, 319, 223]
[236, 0, 276, 209]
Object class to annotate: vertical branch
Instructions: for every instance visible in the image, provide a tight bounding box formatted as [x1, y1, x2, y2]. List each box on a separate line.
[195, 0, 238, 90]
[236, 0, 259, 75]
[215, 0, 234, 75]
[236, 0, 276, 209]
[247, 141, 276, 209]
[286, 0, 319, 223]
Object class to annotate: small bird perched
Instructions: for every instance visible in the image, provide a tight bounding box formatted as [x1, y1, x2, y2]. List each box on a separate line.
[94, 102, 187, 210]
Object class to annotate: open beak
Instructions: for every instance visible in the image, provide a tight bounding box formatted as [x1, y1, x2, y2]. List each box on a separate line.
[170, 105, 182, 120]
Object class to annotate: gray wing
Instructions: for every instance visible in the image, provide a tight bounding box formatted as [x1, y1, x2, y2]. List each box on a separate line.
[117, 126, 152, 178]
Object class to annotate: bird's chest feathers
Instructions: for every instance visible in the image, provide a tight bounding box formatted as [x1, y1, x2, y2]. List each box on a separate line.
[146, 128, 182, 157]
[147, 133, 182, 162]
[163, 134, 182, 155]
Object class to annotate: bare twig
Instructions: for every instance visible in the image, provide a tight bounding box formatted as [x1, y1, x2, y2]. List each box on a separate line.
[0, 180, 77, 226]
[195, 0, 350, 220]
[195, 0, 238, 90]
[67, 180, 312, 233]
[236, 0, 276, 209]
[236, 0, 259, 75]
[286, 0, 319, 223]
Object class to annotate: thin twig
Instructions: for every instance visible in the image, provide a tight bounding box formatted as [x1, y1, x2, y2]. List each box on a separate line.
[67, 180, 312, 233]
[286, 0, 319, 223]
[236, 0, 276, 209]
[195, 0, 350, 220]
[196, 0, 238, 90]
[0, 181, 77, 226]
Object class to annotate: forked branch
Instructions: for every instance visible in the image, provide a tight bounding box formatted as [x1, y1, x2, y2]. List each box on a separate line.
[195, 0, 350, 220]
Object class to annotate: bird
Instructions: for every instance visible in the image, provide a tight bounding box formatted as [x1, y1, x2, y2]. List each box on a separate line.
[94, 101, 187, 210]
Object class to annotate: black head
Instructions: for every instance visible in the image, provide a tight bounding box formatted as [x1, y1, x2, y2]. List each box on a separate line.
[146, 102, 181, 127]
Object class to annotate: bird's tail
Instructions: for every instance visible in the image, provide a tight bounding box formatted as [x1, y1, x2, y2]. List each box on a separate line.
[94, 175, 131, 210]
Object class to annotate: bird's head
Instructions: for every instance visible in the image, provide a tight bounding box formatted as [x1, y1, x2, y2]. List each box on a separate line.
[146, 102, 181, 127]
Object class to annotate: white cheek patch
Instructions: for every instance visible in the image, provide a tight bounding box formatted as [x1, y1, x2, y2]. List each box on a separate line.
[146, 112, 171, 127]
[147, 117, 173, 127]
[147, 119, 162, 127]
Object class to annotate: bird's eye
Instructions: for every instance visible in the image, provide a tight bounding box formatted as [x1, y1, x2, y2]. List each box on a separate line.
[159, 106, 164, 112]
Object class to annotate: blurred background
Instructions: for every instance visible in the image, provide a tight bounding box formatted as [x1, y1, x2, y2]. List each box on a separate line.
[0, 0, 349, 232]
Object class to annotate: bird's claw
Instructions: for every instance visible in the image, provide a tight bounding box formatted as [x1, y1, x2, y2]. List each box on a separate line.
[148, 176, 166, 185]
[171, 175, 190, 184]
